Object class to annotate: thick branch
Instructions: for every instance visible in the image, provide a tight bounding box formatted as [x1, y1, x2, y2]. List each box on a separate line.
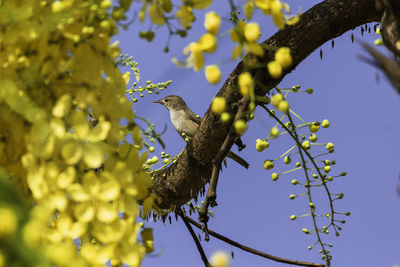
[151, 0, 381, 209]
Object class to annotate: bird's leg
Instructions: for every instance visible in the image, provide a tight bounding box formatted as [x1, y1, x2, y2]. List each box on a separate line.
[198, 158, 221, 242]
[234, 136, 246, 151]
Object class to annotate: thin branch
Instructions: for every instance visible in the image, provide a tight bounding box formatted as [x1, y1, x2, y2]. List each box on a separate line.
[178, 208, 210, 267]
[186, 216, 325, 267]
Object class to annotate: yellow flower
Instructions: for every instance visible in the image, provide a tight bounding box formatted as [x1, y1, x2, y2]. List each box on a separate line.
[211, 97, 226, 114]
[205, 65, 221, 84]
[204, 11, 221, 35]
[51, 1, 66, 13]
[326, 142, 334, 152]
[52, 94, 71, 118]
[176, 5, 194, 29]
[255, 0, 272, 14]
[149, 2, 166, 25]
[302, 140, 311, 150]
[321, 119, 330, 128]
[238, 72, 254, 97]
[184, 42, 204, 71]
[244, 22, 261, 43]
[234, 120, 247, 136]
[273, 13, 286, 29]
[220, 112, 231, 123]
[270, 127, 279, 138]
[309, 124, 320, 133]
[83, 143, 103, 168]
[68, 172, 120, 223]
[0, 207, 18, 236]
[270, 0, 283, 16]
[267, 60, 282, 78]
[256, 139, 269, 152]
[277, 100, 289, 113]
[264, 160, 274, 170]
[100, 0, 112, 9]
[198, 33, 217, 53]
[210, 251, 230, 267]
[271, 93, 283, 107]
[275, 47, 292, 69]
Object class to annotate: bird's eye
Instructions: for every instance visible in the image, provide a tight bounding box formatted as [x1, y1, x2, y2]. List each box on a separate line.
[165, 99, 169, 102]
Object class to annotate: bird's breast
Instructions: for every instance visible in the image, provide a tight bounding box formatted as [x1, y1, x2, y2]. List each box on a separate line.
[170, 110, 198, 137]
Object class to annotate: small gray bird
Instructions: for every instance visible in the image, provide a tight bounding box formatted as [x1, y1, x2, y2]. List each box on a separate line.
[153, 95, 249, 169]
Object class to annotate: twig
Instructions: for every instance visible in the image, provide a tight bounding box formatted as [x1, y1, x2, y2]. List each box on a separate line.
[186, 216, 325, 267]
[198, 98, 248, 240]
[177, 208, 210, 267]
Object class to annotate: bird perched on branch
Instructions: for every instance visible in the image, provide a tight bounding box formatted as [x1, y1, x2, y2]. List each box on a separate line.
[153, 95, 249, 169]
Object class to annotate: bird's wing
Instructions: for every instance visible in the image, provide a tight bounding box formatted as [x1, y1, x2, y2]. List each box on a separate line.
[186, 109, 202, 125]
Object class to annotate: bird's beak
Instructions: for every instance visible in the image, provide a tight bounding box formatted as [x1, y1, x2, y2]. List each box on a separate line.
[152, 99, 163, 104]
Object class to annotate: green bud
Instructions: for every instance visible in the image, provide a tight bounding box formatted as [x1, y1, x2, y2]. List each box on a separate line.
[309, 134, 317, 142]
[324, 165, 331, 173]
[292, 85, 301, 91]
[264, 160, 274, 170]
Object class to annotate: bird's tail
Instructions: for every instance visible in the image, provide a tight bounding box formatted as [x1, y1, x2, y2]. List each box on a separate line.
[226, 151, 249, 169]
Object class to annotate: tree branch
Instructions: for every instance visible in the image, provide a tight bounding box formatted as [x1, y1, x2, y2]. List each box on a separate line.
[178, 208, 210, 267]
[151, 0, 381, 209]
[186, 216, 325, 267]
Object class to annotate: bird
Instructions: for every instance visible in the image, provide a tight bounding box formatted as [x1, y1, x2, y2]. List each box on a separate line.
[153, 95, 249, 169]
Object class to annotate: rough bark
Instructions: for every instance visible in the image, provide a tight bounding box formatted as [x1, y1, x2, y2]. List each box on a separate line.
[151, 0, 381, 209]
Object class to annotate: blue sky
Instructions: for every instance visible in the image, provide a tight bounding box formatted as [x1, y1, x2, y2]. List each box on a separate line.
[116, 1, 400, 266]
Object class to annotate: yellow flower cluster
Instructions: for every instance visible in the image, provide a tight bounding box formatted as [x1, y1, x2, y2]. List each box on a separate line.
[271, 93, 290, 113]
[252, 0, 290, 29]
[231, 21, 264, 59]
[0, 1, 153, 266]
[267, 47, 293, 79]
[184, 11, 222, 83]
